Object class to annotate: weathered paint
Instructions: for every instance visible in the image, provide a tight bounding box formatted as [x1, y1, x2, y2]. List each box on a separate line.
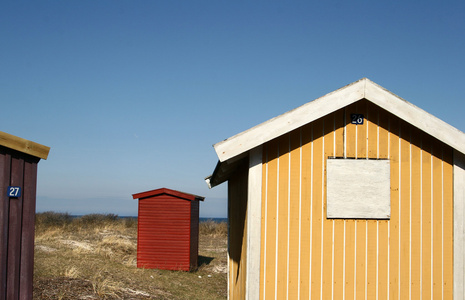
[326, 159, 391, 219]
[0, 145, 42, 300]
[208, 79, 465, 299]
[246, 147, 262, 300]
[259, 100, 454, 299]
[133, 188, 203, 271]
[454, 151, 465, 300]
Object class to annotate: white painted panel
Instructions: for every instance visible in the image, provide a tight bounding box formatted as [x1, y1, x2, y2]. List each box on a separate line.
[327, 159, 390, 219]
[454, 150, 465, 300]
[246, 147, 262, 300]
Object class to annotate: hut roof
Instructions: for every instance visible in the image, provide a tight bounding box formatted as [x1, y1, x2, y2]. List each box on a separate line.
[0, 131, 50, 160]
[132, 187, 204, 201]
[207, 78, 465, 188]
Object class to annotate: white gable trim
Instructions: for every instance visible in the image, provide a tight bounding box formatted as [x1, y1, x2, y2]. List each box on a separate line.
[214, 78, 465, 162]
[214, 79, 364, 162]
[364, 82, 465, 156]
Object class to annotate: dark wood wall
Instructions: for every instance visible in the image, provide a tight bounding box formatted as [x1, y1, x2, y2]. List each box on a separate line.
[0, 146, 39, 300]
[190, 200, 199, 270]
[227, 159, 248, 300]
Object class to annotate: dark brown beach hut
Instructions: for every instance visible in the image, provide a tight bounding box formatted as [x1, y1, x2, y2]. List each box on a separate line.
[132, 188, 204, 271]
[0, 131, 50, 300]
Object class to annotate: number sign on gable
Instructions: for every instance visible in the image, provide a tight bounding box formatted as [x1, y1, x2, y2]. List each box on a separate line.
[351, 114, 364, 125]
[7, 186, 21, 198]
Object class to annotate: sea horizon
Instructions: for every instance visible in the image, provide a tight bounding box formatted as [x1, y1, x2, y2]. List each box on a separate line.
[67, 214, 227, 223]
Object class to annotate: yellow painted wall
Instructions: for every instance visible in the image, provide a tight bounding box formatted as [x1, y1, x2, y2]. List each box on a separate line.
[259, 100, 454, 299]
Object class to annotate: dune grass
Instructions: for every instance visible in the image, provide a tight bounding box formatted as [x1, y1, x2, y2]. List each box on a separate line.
[34, 212, 227, 299]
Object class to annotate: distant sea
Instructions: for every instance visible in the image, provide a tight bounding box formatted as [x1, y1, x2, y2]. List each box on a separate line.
[118, 216, 227, 223]
[71, 215, 227, 223]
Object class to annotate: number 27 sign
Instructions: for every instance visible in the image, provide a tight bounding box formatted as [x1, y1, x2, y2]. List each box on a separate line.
[7, 186, 21, 198]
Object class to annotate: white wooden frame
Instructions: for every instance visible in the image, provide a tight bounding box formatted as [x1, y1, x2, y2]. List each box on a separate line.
[246, 146, 263, 300]
[454, 150, 465, 300]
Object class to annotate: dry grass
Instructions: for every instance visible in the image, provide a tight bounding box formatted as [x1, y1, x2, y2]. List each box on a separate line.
[198, 219, 227, 237]
[34, 212, 227, 299]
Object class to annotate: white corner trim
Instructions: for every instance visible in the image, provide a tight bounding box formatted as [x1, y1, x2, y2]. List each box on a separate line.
[454, 150, 465, 300]
[246, 146, 263, 300]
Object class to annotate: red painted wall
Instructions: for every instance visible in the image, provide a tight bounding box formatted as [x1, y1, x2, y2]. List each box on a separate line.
[134, 188, 202, 271]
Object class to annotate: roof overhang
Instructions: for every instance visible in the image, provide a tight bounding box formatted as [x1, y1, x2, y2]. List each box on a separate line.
[207, 78, 465, 188]
[132, 187, 205, 201]
[0, 131, 50, 160]
[214, 78, 465, 162]
[206, 152, 248, 188]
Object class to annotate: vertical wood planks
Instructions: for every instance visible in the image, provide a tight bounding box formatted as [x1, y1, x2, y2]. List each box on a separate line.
[0, 149, 11, 300]
[422, 135, 433, 299]
[366, 101, 378, 300]
[0, 147, 40, 300]
[400, 121, 411, 299]
[443, 147, 452, 299]
[7, 156, 24, 300]
[277, 135, 289, 300]
[377, 105, 390, 300]
[19, 158, 38, 300]
[288, 130, 301, 299]
[432, 141, 443, 299]
[298, 124, 312, 300]
[333, 109, 345, 300]
[410, 127, 422, 299]
[311, 118, 323, 299]
[344, 104, 358, 300]
[228, 161, 248, 299]
[190, 200, 199, 270]
[390, 114, 401, 300]
[257, 100, 454, 300]
[322, 115, 333, 299]
[261, 140, 278, 300]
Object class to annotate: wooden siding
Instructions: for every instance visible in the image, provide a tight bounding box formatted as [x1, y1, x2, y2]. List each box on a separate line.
[190, 200, 199, 270]
[259, 99, 454, 299]
[137, 195, 193, 271]
[0, 146, 39, 300]
[228, 160, 248, 300]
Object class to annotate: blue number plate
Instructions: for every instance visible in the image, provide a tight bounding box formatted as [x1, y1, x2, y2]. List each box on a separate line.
[7, 186, 21, 198]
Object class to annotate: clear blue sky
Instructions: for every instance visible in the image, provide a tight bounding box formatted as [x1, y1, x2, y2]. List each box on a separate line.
[1, 1, 464, 217]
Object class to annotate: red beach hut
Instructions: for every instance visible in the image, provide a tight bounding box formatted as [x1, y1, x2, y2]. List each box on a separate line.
[132, 188, 204, 271]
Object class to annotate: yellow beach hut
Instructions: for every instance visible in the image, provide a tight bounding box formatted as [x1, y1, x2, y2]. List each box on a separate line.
[206, 78, 465, 300]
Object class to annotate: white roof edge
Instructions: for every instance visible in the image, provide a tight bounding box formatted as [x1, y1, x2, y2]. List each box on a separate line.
[364, 79, 465, 155]
[214, 78, 366, 162]
[214, 78, 465, 162]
